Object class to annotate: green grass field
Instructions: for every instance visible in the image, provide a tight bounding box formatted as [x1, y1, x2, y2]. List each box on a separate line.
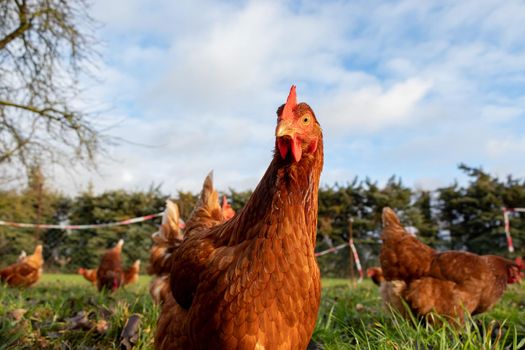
[1, 275, 524, 349]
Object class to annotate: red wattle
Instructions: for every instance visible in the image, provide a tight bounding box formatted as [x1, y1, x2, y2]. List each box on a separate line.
[291, 136, 302, 162]
[278, 136, 302, 162]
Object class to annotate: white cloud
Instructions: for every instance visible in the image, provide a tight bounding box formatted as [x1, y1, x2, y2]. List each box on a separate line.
[320, 78, 433, 133]
[18, 0, 524, 195]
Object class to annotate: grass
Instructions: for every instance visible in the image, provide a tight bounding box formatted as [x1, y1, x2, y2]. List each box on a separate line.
[1, 275, 524, 349]
[314, 281, 525, 350]
[0, 275, 157, 349]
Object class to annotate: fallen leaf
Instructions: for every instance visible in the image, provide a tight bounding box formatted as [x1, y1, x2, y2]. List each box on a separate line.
[66, 311, 92, 330]
[120, 314, 141, 350]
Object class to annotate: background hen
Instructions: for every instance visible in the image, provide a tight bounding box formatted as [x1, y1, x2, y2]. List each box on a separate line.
[78, 267, 98, 285]
[96, 239, 124, 292]
[366, 266, 384, 286]
[0, 244, 44, 287]
[152, 85, 324, 349]
[380, 207, 520, 322]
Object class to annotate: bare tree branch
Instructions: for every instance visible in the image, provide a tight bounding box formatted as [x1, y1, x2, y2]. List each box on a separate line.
[0, 0, 31, 50]
[0, 0, 106, 183]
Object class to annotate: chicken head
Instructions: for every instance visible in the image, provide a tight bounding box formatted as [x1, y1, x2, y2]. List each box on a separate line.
[276, 85, 321, 163]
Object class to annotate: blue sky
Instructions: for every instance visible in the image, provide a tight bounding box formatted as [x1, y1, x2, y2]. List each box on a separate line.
[59, 0, 525, 194]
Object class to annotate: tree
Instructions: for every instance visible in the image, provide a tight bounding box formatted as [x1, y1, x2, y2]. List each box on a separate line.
[64, 188, 167, 272]
[410, 190, 439, 243]
[0, 165, 63, 264]
[0, 0, 103, 182]
[437, 164, 524, 256]
[0, 189, 35, 263]
[175, 190, 198, 220]
[225, 188, 252, 213]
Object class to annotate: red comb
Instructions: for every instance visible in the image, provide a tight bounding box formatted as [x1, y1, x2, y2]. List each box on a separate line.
[281, 85, 297, 120]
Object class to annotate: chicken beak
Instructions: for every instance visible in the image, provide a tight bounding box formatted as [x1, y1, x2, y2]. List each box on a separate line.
[276, 121, 302, 162]
[276, 121, 292, 138]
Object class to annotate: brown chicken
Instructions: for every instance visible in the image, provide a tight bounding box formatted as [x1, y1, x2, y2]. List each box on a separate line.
[153, 85, 324, 349]
[124, 260, 141, 285]
[380, 207, 520, 322]
[0, 244, 44, 287]
[221, 195, 236, 220]
[96, 239, 124, 292]
[149, 199, 185, 304]
[366, 266, 407, 314]
[78, 267, 98, 285]
[367, 266, 384, 286]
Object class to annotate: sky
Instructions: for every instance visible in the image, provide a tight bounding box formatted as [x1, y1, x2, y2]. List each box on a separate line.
[56, 0, 525, 195]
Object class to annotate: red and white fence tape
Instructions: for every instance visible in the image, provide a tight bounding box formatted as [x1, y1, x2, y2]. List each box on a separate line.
[314, 243, 347, 257]
[349, 238, 363, 282]
[503, 207, 525, 253]
[0, 213, 163, 230]
[314, 241, 364, 282]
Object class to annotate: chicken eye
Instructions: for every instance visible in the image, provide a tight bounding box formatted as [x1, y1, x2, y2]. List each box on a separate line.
[302, 115, 311, 125]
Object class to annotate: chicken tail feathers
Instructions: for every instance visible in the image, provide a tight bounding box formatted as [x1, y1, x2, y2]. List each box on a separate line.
[149, 200, 184, 303]
[382, 207, 402, 228]
[201, 171, 216, 204]
[116, 239, 124, 249]
[149, 200, 183, 275]
[184, 171, 224, 234]
[197, 171, 221, 220]
[159, 200, 184, 243]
